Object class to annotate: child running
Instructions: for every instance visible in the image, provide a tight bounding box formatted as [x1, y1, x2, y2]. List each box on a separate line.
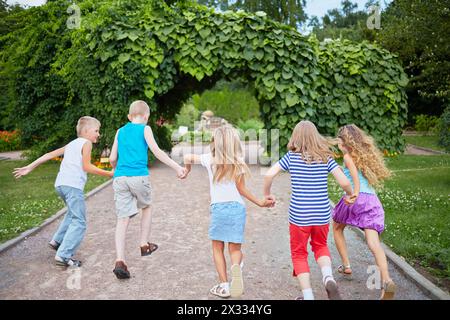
[263, 120, 354, 300]
[183, 125, 274, 298]
[109, 100, 187, 279]
[332, 124, 396, 300]
[13, 116, 113, 267]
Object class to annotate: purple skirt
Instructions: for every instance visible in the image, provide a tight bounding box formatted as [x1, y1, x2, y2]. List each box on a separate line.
[332, 193, 385, 233]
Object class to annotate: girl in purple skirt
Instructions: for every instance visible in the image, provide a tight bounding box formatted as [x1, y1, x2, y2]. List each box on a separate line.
[332, 124, 396, 300]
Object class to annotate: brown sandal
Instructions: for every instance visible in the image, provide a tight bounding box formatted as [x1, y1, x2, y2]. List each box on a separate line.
[337, 265, 352, 275]
[140, 242, 159, 256]
[380, 280, 396, 300]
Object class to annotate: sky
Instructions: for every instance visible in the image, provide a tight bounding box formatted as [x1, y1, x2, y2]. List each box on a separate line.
[6, 0, 392, 18]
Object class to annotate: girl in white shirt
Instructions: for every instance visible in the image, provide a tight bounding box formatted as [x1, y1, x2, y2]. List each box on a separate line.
[184, 125, 274, 298]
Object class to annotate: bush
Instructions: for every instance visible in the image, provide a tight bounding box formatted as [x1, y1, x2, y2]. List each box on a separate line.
[181, 131, 212, 143]
[0, 130, 21, 152]
[191, 81, 260, 125]
[176, 103, 200, 130]
[438, 106, 450, 152]
[414, 114, 440, 133]
[237, 118, 264, 141]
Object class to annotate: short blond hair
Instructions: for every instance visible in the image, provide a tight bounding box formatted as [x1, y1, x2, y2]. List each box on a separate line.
[129, 100, 150, 117]
[76, 116, 101, 136]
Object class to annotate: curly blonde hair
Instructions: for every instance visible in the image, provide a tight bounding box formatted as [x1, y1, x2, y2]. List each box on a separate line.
[288, 120, 335, 164]
[338, 124, 391, 186]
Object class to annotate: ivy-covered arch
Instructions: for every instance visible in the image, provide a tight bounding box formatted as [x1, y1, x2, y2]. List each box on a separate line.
[1, 0, 408, 156]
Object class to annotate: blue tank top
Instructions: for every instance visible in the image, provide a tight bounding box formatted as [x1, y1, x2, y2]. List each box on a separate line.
[113, 123, 149, 178]
[343, 167, 375, 194]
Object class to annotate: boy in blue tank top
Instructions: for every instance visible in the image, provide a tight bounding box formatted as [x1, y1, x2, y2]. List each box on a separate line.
[109, 100, 187, 279]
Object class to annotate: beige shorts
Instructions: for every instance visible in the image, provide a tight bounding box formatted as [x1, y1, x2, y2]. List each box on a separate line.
[113, 176, 152, 218]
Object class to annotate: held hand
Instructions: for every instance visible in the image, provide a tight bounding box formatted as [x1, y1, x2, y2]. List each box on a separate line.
[177, 166, 188, 179]
[13, 166, 32, 179]
[262, 195, 276, 207]
[183, 165, 191, 177]
[344, 193, 358, 205]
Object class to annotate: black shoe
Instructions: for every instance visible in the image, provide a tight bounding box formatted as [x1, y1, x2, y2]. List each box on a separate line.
[113, 261, 130, 279]
[55, 257, 82, 267]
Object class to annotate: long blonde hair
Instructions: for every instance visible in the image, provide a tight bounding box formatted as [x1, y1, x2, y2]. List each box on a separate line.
[210, 125, 250, 183]
[338, 124, 391, 186]
[287, 120, 335, 164]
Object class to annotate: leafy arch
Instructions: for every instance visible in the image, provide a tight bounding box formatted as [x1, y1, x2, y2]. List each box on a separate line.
[1, 0, 408, 156]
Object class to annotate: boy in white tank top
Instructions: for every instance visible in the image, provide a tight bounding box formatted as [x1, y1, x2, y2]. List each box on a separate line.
[13, 116, 114, 267]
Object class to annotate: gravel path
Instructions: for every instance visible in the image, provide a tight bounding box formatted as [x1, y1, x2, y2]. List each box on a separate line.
[0, 162, 430, 300]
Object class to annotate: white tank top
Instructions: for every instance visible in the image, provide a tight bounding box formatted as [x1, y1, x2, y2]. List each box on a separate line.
[54, 137, 89, 191]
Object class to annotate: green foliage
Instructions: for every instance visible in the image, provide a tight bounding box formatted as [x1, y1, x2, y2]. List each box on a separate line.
[196, 0, 307, 28]
[438, 105, 450, 152]
[311, 0, 377, 43]
[176, 103, 200, 130]
[237, 118, 264, 132]
[308, 38, 408, 152]
[379, 0, 450, 118]
[0, 130, 21, 152]
[181, 130, 212, 143]
[191, 81, 260, 124]
[414, 114, 440, 133]
[1, 0, 408, 158]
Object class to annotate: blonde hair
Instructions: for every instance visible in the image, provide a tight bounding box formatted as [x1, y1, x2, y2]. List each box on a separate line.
[338, 124, 391, 186]
[76, 116, 101, 136]
[287, 120, 335, 164]
[129, 100, 150, 117]
[210, 125, 250, 183]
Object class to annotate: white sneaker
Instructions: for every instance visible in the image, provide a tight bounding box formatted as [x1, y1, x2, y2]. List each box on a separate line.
[230, 264, 244, 298]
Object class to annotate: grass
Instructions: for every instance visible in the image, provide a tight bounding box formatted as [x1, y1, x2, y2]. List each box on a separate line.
[404, 135, 447, 152]
[0, 160, 109, 244]
[329, 155, 450, 285]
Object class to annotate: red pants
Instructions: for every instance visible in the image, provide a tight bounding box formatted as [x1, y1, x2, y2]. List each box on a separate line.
[289, 223, 331, 275]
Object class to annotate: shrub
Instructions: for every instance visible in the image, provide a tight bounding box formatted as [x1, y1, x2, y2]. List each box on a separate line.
[0, 130, 21, 152]
[438, 106, 450, 152]
[414, 114, 440, 133]
[176, 103, 200, 130]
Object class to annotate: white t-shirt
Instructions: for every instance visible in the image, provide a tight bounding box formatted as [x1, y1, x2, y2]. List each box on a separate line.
[55, 137, 89, 191]
[200, 153, 244, 205]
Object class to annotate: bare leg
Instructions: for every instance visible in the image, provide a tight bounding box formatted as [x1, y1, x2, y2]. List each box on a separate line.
[365, 229, 391, 283]
[212, 240, 227, 283]
[297, 273, 311, 290]
[140, 206, 152, 247]
[115, 217, 130, 262]
[333, 221, 351, 267]
[228, 242, 242, 266]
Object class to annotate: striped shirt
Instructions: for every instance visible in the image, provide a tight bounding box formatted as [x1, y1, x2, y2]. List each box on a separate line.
[278, 151, 339, 226]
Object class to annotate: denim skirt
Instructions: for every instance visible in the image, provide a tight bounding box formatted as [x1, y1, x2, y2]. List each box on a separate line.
[209, 201, 246, 244]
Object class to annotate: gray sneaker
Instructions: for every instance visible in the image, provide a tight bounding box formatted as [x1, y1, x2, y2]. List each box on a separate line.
[325, 278, 342, 300]
[55, 256, 82, 267]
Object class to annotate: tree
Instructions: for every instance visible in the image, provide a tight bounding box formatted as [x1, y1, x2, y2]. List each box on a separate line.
[197, 0, 307, 28]
[379, 0, 450, 118]
[311, 0, 377, 42]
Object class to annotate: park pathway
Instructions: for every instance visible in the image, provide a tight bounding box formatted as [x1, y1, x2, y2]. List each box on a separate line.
[0, 161, 430, 300]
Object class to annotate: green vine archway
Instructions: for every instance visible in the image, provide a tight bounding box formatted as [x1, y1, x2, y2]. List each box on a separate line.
[1, 0, 408, 156]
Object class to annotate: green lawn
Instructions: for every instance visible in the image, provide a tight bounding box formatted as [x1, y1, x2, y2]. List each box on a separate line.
[0, 160, 110, 243]
[404, 135, 447, 152]
[329, 155, 450, 284]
